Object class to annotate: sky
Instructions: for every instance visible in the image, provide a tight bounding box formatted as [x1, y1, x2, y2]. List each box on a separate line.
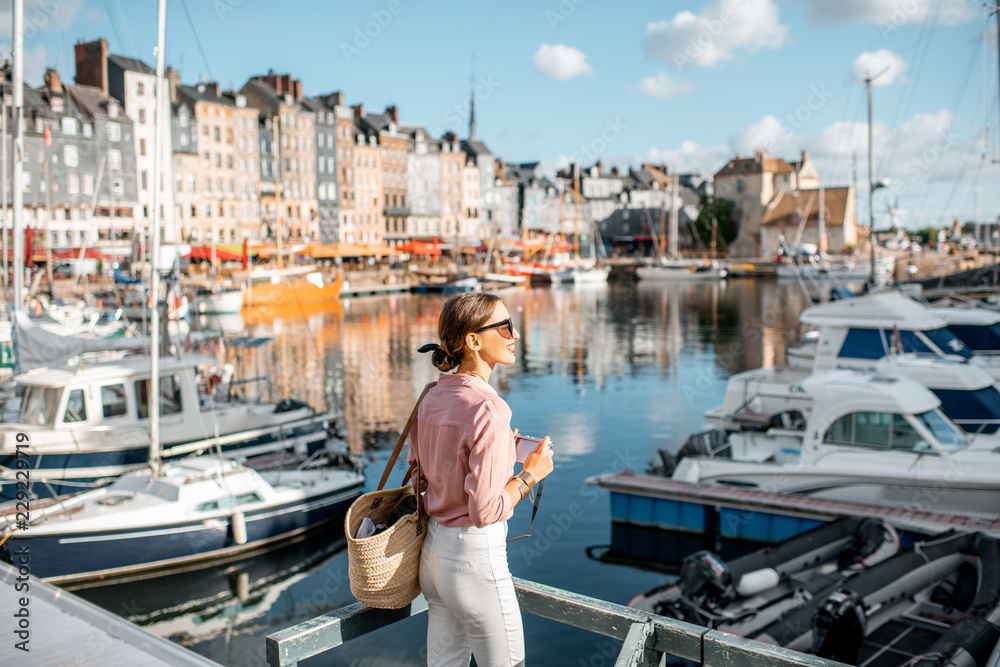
[3, 0, 999, 231]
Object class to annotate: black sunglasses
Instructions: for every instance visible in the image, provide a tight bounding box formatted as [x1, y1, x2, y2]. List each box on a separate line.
[474, 318, 515, 339]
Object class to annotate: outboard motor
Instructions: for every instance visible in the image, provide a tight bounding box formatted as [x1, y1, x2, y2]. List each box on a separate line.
[678, 551, 734, 620]
[812, 589, 866, 664]
[676, 429, 730, 461]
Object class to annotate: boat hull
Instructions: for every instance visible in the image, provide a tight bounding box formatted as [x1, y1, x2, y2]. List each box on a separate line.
[637, 266, 726, 281]
[19, 482, 363, 583]
[192, 288, 244, 314]
[0, 414, 332, 502]
[245, 271, 343, 306]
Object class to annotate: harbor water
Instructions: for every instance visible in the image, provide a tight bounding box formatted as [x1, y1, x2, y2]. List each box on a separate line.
[71, 279, 811, 666]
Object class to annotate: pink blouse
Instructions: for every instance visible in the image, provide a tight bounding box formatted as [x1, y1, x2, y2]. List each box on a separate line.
[407, 373, 515, 528]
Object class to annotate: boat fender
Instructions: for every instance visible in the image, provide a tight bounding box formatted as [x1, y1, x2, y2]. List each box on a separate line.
[230, 511, 247, 545]
[812, 589, 866, 664]
[735, 568, 780, 597]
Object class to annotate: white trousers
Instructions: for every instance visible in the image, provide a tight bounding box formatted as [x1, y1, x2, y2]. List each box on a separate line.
[419, 518, 525, 666]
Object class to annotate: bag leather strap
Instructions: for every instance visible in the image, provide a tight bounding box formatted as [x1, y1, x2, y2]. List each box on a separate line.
[377, 381, 437, 492]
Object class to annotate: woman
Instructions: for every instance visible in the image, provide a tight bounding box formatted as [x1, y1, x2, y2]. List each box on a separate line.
[412, 292, 554, 666]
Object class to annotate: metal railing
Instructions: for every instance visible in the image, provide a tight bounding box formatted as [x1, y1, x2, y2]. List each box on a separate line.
[265, 578, 847, 667]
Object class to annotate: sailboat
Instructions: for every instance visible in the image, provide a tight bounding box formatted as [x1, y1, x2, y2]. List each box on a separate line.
[636, 175, 726, 281]
[0, 1, 365, 585]
[568, 173, 610, 284]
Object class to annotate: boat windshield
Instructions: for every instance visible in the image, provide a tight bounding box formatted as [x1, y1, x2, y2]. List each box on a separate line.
[913, 409, 968, 451]
[19, 386, 63, 426]
[931, 387, 1000, 435]
[922, 327, 973, 359]
[948, 323, 1000, 354]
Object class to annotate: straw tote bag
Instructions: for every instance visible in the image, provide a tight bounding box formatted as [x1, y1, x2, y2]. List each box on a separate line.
[346, 381, 435, 609]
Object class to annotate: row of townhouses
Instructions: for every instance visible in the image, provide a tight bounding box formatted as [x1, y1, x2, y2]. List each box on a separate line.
[2, 38, 858, 256]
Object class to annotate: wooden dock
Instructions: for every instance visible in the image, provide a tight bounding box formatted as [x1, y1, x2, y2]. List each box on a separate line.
[0, 559, 220, 665]
[591, 472, 1000, 541]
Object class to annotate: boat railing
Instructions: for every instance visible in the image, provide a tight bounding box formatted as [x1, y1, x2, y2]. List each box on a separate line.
[264, 578, 844, 666]
[229, 375, 273, 403]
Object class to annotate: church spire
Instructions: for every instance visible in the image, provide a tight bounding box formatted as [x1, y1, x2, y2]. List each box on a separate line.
[468, 56, 477, 141]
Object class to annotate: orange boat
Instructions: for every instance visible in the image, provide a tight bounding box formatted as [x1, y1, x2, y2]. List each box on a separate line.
[244, 269, 343, 307]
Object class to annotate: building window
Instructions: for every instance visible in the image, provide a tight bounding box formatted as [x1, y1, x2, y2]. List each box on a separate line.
[67, 174, 79, 195]
[137, 82, 145, 96]
[63, 145, 79, 167]
[215, 153, 222, 167]
[141, 170, 148, 190]
[187, 175, 196, 193]
[138, 109, 146, 124]
[180, 133, 189, 147]
[139, 138, 146, 157]
[108, 149, 122, 171]
[112, 178, 124, 196]
[226, 154, 234, 169]
[82, 175, 93, 195]
[214, 127, 221, 142]
[106, 122, 121, 142]
[61, 117, 77, 135]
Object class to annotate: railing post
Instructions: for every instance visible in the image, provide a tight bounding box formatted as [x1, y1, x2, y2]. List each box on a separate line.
[615, 619, 658, 667]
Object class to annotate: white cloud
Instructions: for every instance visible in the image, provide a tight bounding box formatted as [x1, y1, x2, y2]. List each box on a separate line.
[644, 0, 788, 69]
[851, 49, 908, 86]
[628, 72, 695, 99]
[532, 44, 593, 80]
[802, 0, 976, 27]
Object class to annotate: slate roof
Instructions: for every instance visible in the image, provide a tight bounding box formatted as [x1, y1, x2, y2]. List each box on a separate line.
[64, 83, 123, 120]
[762, 187, 851, 227]
[461, 139, 492, 157]
[108, 54, 155, 76]
[177, 84, 239, 108]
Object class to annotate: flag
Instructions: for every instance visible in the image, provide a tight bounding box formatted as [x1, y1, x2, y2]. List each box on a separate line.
[24, 228, 33, 268]
[241, 238, 248, 269]
[42, 125, 51, 147]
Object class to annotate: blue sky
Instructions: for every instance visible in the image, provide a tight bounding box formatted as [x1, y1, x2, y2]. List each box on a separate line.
[6, 0, 999, 229]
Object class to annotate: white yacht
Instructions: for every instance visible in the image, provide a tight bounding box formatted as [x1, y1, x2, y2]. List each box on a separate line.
[636, 258, 727, 281]
[785, 291, 973, 371]
[0, 457, 364, 584]
[669, 371, 999, 519]
[0, 353, 338, 502]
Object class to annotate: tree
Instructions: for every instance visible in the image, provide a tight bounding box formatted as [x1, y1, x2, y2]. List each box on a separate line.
[915, 226, 939, 244]
[692, 196, 738, 250]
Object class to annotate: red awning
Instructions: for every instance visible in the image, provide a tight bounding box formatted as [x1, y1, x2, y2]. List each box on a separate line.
[184, 246, 243, 261]
[51, 248, 106, 260]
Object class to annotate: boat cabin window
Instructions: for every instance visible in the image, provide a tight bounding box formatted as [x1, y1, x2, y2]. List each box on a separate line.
[101, 384, 128, 419]
[914, 409, 967, 451]
[945, 324, 999, 354]
[194, 492, 264, 512]
[135, 375, 183, 419]
[62, 389, 87, 423]
[931, 387, 1000, 435]
[19, 386, 63, 426]
[823, 410, 953, 452]
[838, 329, 889, 360]
[919, 327, 972, 359]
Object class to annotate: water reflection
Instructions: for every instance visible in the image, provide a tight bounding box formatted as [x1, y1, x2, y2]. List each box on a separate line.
[159, 280, 814, 665]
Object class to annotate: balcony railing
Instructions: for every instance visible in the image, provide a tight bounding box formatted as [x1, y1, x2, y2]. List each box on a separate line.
[265, 577, 847, 667]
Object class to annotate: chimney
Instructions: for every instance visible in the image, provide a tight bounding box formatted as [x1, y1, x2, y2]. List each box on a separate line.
[386, 105, 399, 123]
[610, 166, 619, 177]
[323, 90, 345, 108]
[165, 66, 180, 103]
[74, 38, 109, 93]
[44, 68, 62, 93]
[755, 148, 766, 162]
[595, 159, 603, 174]
[801, 149, 809, 163]
[292, 79, 302, 101]
[206, 81, 220, 97]
[352, 103, 364, 124]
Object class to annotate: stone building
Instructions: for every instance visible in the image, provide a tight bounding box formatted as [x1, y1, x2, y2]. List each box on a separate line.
[74, 38, 175, 242]
[172, 83, 260, 244]
[490, 159, 520, 241]
[405, 125, 442, 240]
[301, 97, 338, 243]
[5, 64, 139, 253]
[715, 148, 822, 256]
[241, 72, 318, 240]
[356, 105, 407, 246]
[760, 186, 857, 254]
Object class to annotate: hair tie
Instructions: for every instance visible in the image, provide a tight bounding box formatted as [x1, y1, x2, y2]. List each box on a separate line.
[418, 343, 461, 369]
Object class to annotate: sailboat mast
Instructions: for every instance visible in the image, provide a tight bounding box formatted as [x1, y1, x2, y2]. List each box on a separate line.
[573, 172, 580, 261]
[670, 174, 679, 261]
[148, 0, 167, 477]
[11, 0, 23, 311]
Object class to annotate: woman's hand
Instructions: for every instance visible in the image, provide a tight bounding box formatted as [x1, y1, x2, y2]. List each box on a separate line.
[522, 436, 554, 481]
